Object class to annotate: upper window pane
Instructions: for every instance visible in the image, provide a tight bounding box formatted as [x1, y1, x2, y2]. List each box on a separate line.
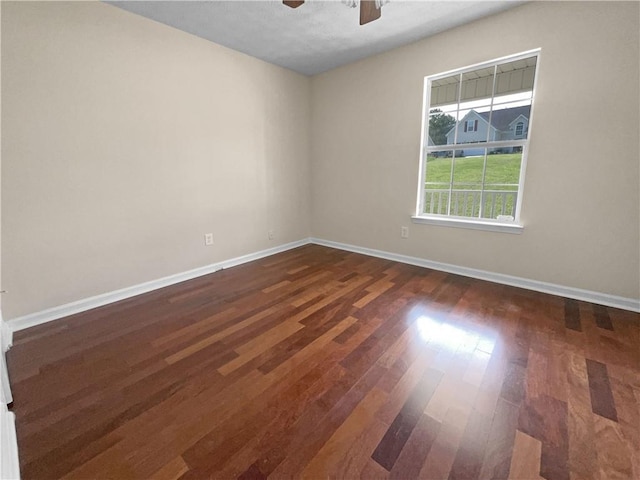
[430, 74, 459, 109]
[488, 102, 531, 141]
[494, 56, 536, 97]
[461, 67, 495, 104]
[428, 109, 459, 146]
[427, 54, 537, 147]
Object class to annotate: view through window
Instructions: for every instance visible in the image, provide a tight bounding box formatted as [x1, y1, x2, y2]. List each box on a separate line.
[417, 50, 539, 226]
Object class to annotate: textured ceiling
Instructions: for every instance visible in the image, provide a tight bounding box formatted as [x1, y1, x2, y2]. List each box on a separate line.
[107, 0, 525, 76]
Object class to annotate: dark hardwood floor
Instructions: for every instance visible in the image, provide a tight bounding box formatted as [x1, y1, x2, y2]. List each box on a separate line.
[6, 244, 640, 479]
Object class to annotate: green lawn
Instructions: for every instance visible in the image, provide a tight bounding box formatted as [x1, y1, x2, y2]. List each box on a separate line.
[423, 153, 523, 218]
[425, 153, 522, 188]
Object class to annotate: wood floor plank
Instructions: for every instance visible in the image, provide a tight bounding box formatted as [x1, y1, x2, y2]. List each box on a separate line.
[151, 306, 240, 347]
[593, 415, 633, 480]
[371, 368, 442, 471]
[463, 347, 492, 387]
[5, 245, 638, 480]
[375, 343, 439, 426]
[608, 376, 640, 480]
[508, 430, 543, 480]
[217, 320, 304, 375]
[478, 397, 520, 480]
[299, 386, 388, 479]
[148, 456, 189, 480]
[267, 364, 387, 478]
[449, 407, 492, 480]
[388, 413, 440, 480]
[564, 298, 582, 332]
[163, 305, 280, 364]
[517, 394, 569, 480]
[586, 358, 619, 422]
[546, 339, 570, 402]
[417, 406, 469, 479]
[567, 351, 598, 480]
[327, 416, 390, 479]
[593, 304, 614, 331]
[354, 280, 395, 309]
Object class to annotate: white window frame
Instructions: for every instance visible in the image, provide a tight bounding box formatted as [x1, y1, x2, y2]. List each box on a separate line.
[413, 49, 541, 234]
[515, 122, 524, 136]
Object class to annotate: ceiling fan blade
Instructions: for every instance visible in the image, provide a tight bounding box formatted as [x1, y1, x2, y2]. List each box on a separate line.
[360, 0, 381, 25]
[283, 0, 305, 8]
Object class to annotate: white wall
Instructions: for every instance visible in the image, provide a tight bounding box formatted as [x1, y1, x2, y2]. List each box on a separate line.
[310, 1, 640, 301]
[1, 1, 311, 319]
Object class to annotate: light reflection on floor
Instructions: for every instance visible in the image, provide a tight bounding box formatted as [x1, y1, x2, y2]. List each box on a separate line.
[415, 314, 496, 354]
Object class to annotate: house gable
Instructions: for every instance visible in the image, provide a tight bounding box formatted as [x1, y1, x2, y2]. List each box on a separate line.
[445, 110, 496, 145]
[508, 114, 529, 138]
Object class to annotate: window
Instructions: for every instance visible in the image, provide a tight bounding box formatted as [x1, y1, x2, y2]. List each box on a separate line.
[465, 120, 477, 132]
[414, 50, 539, 233]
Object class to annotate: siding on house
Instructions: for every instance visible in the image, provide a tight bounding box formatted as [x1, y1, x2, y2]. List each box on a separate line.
[445, 110, 495, 156]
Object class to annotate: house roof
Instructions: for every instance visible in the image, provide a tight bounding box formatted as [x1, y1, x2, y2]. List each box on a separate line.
[478, 105, 530, 131]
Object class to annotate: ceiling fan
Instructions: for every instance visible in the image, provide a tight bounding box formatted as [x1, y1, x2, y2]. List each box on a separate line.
[283, 0, 387, 26]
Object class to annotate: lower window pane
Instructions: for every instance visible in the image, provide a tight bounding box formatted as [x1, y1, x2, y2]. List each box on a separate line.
[451, 150, 484, 218]
[481, 149, 522, 219]
[424, 151, 452, 215]
[423, 148, 523, 221]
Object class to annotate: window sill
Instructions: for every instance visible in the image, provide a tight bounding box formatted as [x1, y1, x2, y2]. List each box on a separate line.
[411, 215, 524, 234]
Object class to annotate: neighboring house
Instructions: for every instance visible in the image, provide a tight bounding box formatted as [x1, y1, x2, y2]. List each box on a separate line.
[445, 105, 530, 156]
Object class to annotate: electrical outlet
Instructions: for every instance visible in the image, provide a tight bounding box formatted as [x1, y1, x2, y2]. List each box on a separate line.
[268, 230, 275, 240]
[401, 226, 409, 239]
[204, 233, 214, 246]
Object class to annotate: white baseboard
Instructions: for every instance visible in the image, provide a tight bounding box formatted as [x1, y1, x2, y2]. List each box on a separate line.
[6, 236, 638, 335]
[310, 238, 640, 313]
[7, 238, 311, 334]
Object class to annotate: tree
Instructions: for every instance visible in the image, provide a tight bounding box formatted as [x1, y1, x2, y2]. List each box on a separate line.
[428, 109, 456, 146]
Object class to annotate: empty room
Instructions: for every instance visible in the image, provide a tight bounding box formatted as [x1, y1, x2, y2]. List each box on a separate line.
[1, 1, 638, 479]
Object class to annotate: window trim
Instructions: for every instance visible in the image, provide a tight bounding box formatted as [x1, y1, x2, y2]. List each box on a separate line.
[415, 49, 541, 232]
[411, 215, 524, 234]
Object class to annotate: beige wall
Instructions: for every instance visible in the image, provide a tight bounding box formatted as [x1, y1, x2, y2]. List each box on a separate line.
[3, 1, 639, 320]
[310, 1, 640, 300]
[1, 1, 311, 319]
